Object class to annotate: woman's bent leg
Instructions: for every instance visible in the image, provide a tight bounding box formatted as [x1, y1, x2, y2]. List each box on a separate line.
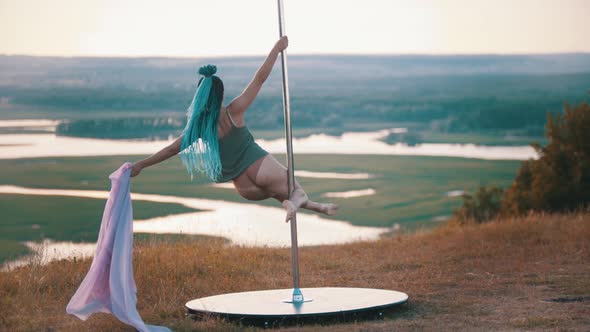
[252, 155, 338, 222]
[302, 199, 339, 216]
[231, 156, 269, 201]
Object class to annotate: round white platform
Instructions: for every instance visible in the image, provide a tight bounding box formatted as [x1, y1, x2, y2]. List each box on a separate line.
[186, 287, 408, 320]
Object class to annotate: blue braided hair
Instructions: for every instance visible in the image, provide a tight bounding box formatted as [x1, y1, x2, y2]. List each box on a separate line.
[179, 64, 224, 181]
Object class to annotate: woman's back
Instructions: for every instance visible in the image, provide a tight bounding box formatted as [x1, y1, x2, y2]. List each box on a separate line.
[215, 106, 268, 183]
[217, 105, 242, 138]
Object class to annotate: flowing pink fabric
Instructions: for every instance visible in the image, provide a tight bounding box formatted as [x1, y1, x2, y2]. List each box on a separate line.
[66, 162, 170, 332]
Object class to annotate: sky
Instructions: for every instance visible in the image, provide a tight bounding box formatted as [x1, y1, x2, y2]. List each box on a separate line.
[0, 0, 588, 57]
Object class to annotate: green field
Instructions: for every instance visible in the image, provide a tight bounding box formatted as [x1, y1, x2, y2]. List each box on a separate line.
[0, 193, 200, 263]
[0, 153, 521, 263]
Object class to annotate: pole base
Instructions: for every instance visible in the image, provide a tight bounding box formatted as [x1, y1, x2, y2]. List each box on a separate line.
[281, 287, 312, 303]
[186, 287, 408, 326]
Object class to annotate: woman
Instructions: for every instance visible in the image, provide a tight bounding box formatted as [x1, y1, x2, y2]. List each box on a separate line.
[130, 36, 338, 222]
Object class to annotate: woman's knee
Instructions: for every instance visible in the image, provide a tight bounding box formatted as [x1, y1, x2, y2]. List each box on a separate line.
[237, 186, 268, 201]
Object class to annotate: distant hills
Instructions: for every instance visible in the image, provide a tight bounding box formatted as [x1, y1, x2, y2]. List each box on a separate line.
[1, 54, 589, 133]
[2, 53, 590, 89]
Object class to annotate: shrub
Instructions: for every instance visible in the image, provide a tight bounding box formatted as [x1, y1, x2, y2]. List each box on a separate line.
[502, 102, 590, 215]
[453, 186, 504, 224]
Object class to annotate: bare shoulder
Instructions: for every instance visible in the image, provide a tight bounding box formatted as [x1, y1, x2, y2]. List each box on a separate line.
[227, 99, 246, 115]
[226, 103, 245, 127]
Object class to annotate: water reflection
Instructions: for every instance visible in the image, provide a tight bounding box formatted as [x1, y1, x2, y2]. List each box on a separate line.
[209, 171, 376, 188]
[322, 189, 376, 198]
[0, 127, 538, 160]
[445, 190, 465, 197]
[2, 240, 95, 271]
[257, 130, 538, 160]
[295, 171, 374, 179]
[0, 119, 60, 129]
[0, 185, 387, 249]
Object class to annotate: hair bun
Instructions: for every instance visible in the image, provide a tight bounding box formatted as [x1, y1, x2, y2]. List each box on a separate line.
[198, 64, 217, 77]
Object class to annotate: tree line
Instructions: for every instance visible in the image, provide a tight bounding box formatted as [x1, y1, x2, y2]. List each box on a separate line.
[3, 73, 588, 134]
[453, 100, 590, 223]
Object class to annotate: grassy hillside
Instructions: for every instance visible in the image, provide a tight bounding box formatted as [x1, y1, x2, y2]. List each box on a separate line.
[1, 211, 588, 331]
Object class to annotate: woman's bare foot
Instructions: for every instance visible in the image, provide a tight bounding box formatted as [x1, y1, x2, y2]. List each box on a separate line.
[282, 189, 308, 222]
[301, 200, 339, 216]
[290, 188, 308, 208]
[282, 200, 296, 223]
[319, 203, 339, 216]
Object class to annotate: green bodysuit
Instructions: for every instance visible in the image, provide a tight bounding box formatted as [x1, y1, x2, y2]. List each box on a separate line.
[216, 107, 269, 183]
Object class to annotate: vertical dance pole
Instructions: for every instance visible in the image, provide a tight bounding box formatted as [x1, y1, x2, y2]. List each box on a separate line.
[277, 0, 304, 303]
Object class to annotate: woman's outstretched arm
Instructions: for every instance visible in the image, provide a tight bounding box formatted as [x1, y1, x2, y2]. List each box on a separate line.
[131, 136, 182, 177]
[229, 36, 289, 114]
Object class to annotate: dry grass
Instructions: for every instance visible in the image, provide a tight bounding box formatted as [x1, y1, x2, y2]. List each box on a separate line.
[1, 212, 589, 331]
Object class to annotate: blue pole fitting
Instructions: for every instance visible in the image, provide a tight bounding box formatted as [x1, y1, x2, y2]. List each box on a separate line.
[292, 288, 304, 303]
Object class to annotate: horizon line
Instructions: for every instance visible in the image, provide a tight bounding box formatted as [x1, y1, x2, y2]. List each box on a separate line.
[2, 51, 590, 60]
